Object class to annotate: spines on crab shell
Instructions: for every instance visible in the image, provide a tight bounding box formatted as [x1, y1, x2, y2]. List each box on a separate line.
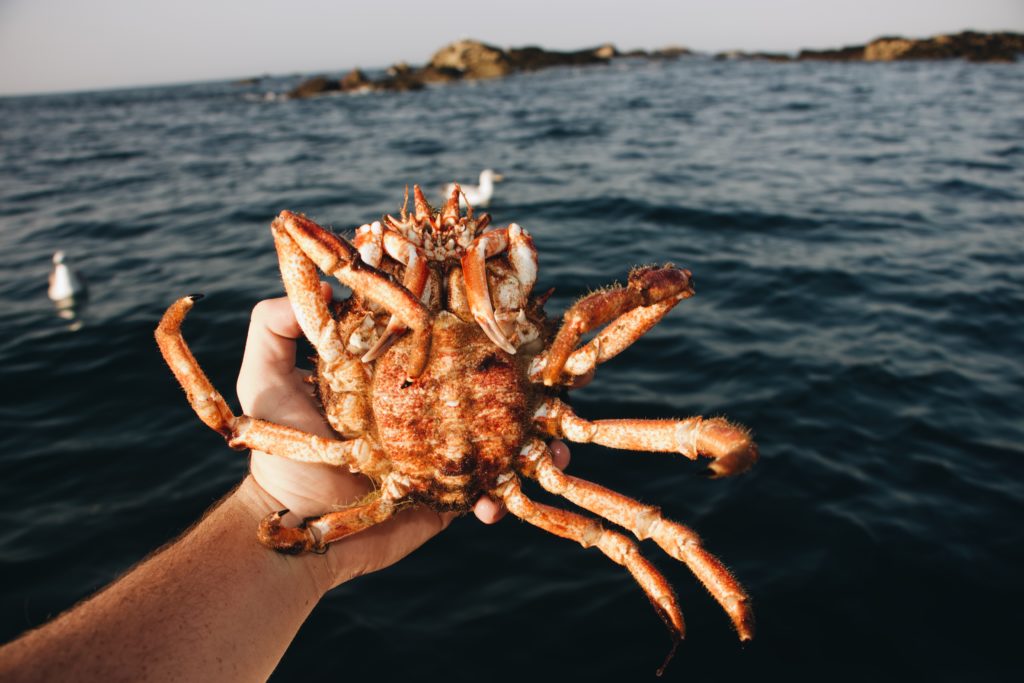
[441, 183, 462, 226]
[382, 184, 493, 262]
[413, 185, 434, 227]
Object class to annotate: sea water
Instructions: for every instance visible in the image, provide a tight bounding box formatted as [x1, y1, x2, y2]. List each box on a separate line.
[1, 57, 1022, 680]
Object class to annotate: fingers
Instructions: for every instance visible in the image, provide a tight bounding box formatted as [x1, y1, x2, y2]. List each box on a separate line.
[471, 495, 506, 525]
[240, 298, 301, 375]
[472, 439, 571, 524]
[238, 285, 333, 406]
[548, 440, 571, 470]
[242, 284, 333, 371]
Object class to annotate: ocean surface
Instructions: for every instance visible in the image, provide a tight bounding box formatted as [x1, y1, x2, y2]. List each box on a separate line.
[1, 56, 1022, 681]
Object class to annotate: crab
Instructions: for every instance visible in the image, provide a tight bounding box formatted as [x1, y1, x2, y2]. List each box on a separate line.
[155, 185, 758, 672]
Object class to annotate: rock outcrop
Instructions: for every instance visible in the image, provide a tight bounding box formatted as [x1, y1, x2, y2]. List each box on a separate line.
[506, 44, 616, 71]
[797, 31, 1023, 63]
[282, 31, 1022, 99]
[649, 46, 694, 59]
[862, 31, 1024, 62]
[797, 45, 865, 61]
[717, 31, 1022, 64]
[287, 39, 619, 98]
[428, 40, 515, 79]
[426, 40, 615, 78]
[340, 69, 373, 92]
[287, 75, 340, 99]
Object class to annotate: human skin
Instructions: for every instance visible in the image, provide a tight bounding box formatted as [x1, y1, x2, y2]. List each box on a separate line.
[0, 289, 570, 682]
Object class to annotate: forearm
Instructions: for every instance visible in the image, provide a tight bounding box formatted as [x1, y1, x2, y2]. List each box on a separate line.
[0, 476, 333, 683]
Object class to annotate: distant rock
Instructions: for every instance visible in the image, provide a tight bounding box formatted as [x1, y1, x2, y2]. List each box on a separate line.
[277, 30, 1023, 102]
[796, 45, 865, 61]
[425, 39, 616, 80]
[288, 75, 340, 99]
[506, 43, 615, 71]
[623, 46, 694, 60]
[288, 67, 430, 98]
[650, 46, 694, 59]
[429, 40, 515, 79]
[338, 68, 372, 92]
[796, 31, 1023, 63]
[371, 64, 425, 92]
[713, 31, 1024, 64]
[863, 31, 1024, 62]
[284, 39, 627, 100]
[412, 65, 464, 84]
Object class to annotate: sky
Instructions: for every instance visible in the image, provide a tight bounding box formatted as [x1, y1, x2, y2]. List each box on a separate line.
[1, 0, 1021, 96]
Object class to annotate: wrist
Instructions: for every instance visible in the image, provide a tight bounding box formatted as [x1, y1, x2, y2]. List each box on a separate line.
[233, 475, 337, 598]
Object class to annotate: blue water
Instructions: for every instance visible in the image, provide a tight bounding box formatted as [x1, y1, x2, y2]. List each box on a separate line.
[1, 57, 1022, 681]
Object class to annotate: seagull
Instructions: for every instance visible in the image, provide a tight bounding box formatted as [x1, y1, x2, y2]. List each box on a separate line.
[444, 169, 504, 209]
[48, 250, 87, 305]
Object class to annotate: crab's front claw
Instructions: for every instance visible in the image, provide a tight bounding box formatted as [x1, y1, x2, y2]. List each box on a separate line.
[257, 509, 322, 555]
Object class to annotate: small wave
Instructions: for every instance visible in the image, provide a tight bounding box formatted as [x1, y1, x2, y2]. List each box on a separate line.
[38, 149, 146, 167]
[527, 195, 825, 234]
[534, 121, 609, 140]
[992, 144, 1024, 158]
[942, 158, 1015, 172]
[933, 177, 1019, 201]
[386, 137, 447, 155]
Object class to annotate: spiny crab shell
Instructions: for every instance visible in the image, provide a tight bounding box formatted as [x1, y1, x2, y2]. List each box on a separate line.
[156, 183, 758, 673]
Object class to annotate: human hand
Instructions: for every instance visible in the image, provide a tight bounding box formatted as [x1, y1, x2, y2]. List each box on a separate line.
[234, 285, 571, 587]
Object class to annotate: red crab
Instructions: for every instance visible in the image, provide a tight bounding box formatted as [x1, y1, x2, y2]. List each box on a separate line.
[156, 185, 757, 672]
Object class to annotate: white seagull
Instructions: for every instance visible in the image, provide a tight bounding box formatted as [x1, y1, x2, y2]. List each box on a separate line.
[444, 169, 504, 209]
[48, 250, 86, 305]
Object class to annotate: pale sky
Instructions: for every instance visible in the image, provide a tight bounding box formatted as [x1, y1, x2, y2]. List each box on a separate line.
[1, 0, 1021, 96]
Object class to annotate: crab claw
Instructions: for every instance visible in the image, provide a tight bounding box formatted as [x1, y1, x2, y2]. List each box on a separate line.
[477, 313, 517, 355]
[257, 509, 321, 555]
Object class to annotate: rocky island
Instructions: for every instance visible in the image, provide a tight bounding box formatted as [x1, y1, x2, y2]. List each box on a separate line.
[720, 30, 1024, 63]
[287, 39, 618, 98]
[284, 31, 1022, 99]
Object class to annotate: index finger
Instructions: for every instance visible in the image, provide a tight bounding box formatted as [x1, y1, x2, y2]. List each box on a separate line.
[239, 283, 332, 375]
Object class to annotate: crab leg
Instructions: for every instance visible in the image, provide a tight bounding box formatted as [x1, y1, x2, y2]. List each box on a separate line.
[533, 397, 758, 477]
[516, 439, 754, 641]
[461, 222, 537, 354]
[272, 211, 433, 378]
[271, 220, 346, 364]
[561, 298, 679, 377]
[493, 474, 683, 673]
[156, 295, 236, 434]
[258, 492, 396, 555]
[536, 265, 694, 386]
[357, 226, 431, 362]
[155, 296, 377, 472]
